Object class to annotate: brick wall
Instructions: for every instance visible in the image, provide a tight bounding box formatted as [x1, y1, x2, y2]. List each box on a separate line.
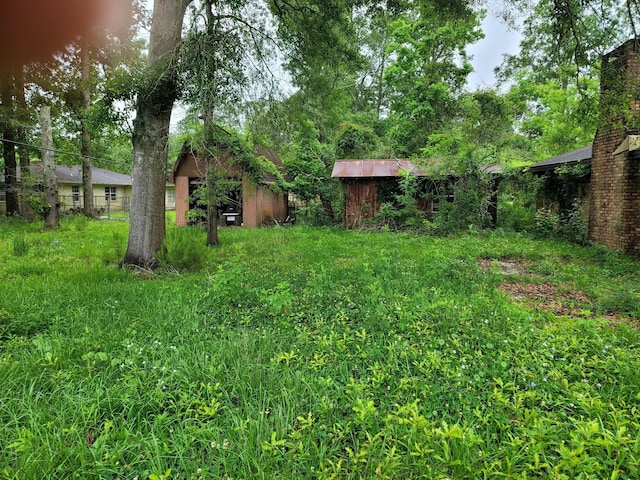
[589, 39, 640, 255]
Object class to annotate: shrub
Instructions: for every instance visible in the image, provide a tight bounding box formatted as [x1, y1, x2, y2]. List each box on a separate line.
[559, 202, 591, 246]
[533, 203, 591, 246]
[533, 208, 559, 238]
[159, 227, 209, 271]
[375, 173, 425, 230]
[12, 234, 29, 257]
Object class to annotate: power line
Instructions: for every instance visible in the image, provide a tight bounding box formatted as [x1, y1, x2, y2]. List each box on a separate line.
[0, 137, 129, 167]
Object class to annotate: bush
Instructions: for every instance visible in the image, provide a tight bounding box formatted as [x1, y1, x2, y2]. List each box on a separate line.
[532, 203, 591, 246]
[159, 227, 209, 271]
[559, 202, 591, 246]
[375, 173, 425, 230]
[12, 234, 29, 257]
[430, 174, 493, 235]
[533, 208, 559, 238]
[498, 201, 536, 231]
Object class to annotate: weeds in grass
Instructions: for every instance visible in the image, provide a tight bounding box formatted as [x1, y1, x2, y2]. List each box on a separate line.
[12, 234, 28, 257]
[0, 219, 639, 478]
[159, 227, 209, 271]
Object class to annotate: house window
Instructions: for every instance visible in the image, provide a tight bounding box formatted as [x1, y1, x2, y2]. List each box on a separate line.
[72, 185, 80, 202]
[105, 186, 117, 201]
[0, 185, 5, 202]
[167, 189, 175, 203]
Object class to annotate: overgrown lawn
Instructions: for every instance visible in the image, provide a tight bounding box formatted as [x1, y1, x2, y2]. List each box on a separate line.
[1, 218, 639, 479]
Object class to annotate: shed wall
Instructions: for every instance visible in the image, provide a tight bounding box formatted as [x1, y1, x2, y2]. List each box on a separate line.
[242, 178, 288, 227]
[344, 179, 378, 227]
[175, 176, 190, 227]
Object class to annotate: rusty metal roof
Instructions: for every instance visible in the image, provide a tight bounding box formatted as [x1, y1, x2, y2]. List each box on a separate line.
[332, 159, 501, 178]
[331, 159, 434, 178]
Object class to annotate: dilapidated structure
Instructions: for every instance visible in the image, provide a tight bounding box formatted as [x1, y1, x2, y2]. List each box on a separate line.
[530, 39, 640, 255]
[169, 145, 288, 228]
[589, 39, 640, 255]
[331, 159, 500, 228]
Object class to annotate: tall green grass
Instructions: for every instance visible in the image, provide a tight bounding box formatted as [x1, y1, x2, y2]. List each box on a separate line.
[0, 218, 639, 478]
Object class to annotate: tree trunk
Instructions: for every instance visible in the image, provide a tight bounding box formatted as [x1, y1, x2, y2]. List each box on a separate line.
[122, 0, 193, 268]
[15, 67, 33, 220]
[206, 202, 219, 246]
[80, 35, 94, 218]
[203, 107, 220, 247]
[40, 106, 60, 229]
[1, 131, 19, 217]
[0, 72, 19, 216]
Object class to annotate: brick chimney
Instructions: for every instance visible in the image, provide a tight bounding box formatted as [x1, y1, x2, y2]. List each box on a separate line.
[589, 39, 640, 255]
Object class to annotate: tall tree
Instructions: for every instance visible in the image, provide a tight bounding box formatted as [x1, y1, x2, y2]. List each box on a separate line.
[123, 0, 193, 267]
[80, 35, 95, 217]
[383, 2, 483, 156]
[180, 0, 252, 246]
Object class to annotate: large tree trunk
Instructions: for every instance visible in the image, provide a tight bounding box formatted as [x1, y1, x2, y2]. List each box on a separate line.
[122, 0, 193, 268]
[80, 36, 94, 218]
[40, 106, 60, 229]
[206, 201, 219, 246]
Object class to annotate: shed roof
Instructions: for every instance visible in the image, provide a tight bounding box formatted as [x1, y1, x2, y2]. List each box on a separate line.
[331, 159, 501, 178]
[332, 159, 429, 178]
[169, 145, 286, 184]
[528, 145, 592, 173]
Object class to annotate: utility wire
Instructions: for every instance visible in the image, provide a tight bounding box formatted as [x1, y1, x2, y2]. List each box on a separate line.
[0, 137, 129, 167]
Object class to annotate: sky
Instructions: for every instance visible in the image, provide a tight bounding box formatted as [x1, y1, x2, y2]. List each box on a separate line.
[467, 13, 522, 89]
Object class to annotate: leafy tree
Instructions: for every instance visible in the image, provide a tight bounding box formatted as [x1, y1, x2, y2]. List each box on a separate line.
[496, 0, 632, 160]
[383, 2, 483, 156]
[499, 0, 634, 86]
[285, 136, 341, 224]
[335, 122, 380, 159]
[179, 0, 257, 246]
[506, 73, 599, 159]
[123, 0, 194, 268]
[38, 2, 146, 217]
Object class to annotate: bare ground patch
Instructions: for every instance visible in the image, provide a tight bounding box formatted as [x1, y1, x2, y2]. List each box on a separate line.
[478, 258, 636, 327]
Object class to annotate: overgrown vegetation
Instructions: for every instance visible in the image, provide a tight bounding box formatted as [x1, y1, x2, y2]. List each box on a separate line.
[1, 218, 639, 478]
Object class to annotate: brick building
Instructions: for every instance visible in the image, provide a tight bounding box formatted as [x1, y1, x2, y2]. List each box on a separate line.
[589, 39, 640, 255]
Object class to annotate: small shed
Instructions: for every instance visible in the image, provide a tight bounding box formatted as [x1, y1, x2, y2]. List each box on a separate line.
[169, 145, 288, 228]
[331, 159, 500, 227]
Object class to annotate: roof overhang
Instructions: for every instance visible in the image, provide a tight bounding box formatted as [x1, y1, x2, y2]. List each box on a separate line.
[613, 135, 640, 156]
[528, 145, 593, 174]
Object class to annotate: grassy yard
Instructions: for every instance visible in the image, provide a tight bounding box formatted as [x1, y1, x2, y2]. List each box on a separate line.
[1, 217, 639, 479]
